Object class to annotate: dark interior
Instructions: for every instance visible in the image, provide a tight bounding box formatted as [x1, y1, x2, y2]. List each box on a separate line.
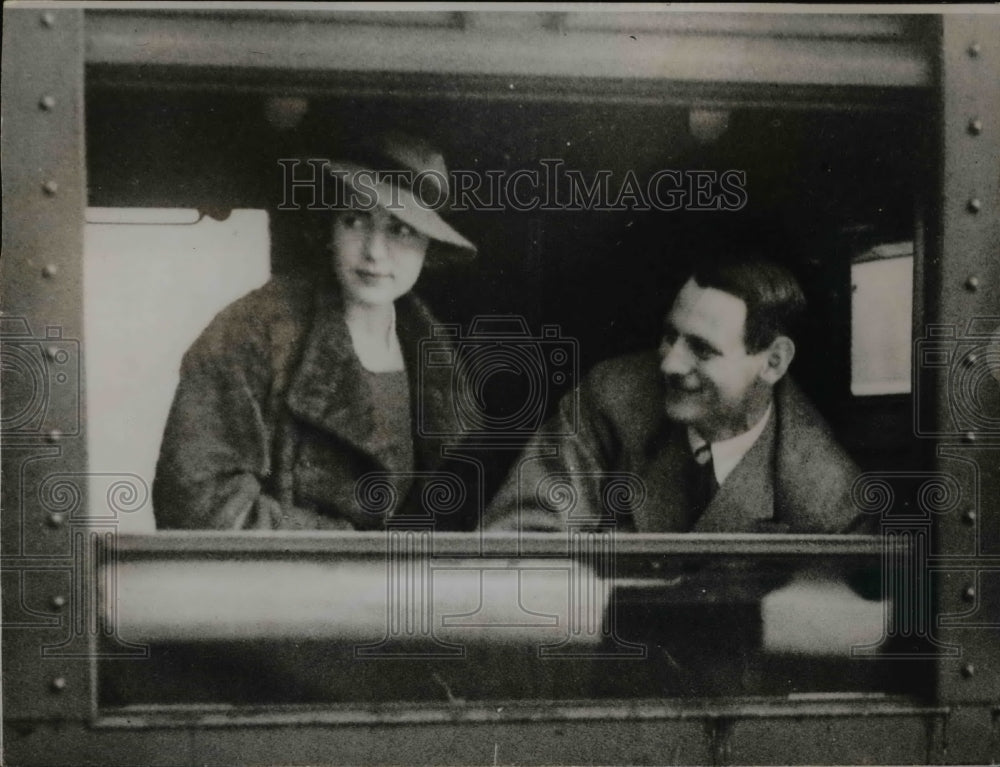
[86, 84, 929, 497]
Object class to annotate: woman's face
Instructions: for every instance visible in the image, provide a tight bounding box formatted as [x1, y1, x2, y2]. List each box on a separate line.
[330, 206, 430, 308]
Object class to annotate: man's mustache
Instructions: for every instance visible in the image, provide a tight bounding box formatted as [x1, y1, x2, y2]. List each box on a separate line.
[664, 375, 700, 394]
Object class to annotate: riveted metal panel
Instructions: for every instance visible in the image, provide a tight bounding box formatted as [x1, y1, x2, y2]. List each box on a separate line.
[189, 719, 711, 766]
[929, 14, 1000, 706]
[1, 717, 710, 766]
[939, 704, 1000, 765]
[1, 5, 92, 722]
[4, 707, 970, 766]
[4, 721, 185, 767]
[84, 9, 933, 90]
[720, 717, 935, 764]
[726, 714, 935, 765]
[934, 448, 1000, 704]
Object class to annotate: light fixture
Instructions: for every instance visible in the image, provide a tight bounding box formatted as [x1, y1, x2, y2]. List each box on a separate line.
[688, 108, 730, 144]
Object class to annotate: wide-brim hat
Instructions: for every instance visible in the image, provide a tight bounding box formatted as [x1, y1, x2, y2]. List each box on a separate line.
[325, 131, 477, 258]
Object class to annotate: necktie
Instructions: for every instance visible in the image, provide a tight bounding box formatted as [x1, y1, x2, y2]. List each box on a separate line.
[686, 443, 719, 529]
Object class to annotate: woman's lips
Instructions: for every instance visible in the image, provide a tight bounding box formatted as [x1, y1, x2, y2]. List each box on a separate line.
[356, 269, 391, 280]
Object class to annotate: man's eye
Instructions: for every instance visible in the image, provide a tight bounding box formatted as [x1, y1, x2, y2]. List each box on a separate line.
[661, 328, 678, 345]
[690, 343, 715, 361]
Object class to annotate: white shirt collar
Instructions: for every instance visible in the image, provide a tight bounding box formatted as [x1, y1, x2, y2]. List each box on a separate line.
[687, 404, 773, 486]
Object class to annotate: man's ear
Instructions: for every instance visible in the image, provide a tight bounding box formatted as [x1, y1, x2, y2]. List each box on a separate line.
[759, 336, 795, 385]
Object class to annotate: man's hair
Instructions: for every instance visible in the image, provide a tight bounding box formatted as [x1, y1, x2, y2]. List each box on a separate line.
[690, 255, 807, 353]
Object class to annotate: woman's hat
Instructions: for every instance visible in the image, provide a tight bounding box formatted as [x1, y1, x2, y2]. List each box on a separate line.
[326, 131, 477, 257]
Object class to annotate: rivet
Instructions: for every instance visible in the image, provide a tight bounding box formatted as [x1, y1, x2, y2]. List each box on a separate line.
[963, 431, 977, 444]
[967, 198, 981, 214]
[963, 510, 976, 524]
[961, 663, 975, 678]
[968, 43, 981, 58]
[42, 264, 58, 278]
[39, 95, 56, 111]
[42, 180, 59, 196]
[46, 512, 66, 529]
[650, 559, 662, 571]
[46, 429, 62, 443]
[962, 585, 976, 602]
[41, 11, 55, 28]
[50, 677, 66, 692]
[968, 118, 983, 136]
[51, 595, 66, 610]
[965, 275, 980, 291]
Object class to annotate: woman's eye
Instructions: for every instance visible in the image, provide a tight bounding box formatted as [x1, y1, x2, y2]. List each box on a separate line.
[339, 211, 368, 229]
[389, 220, 417, 238]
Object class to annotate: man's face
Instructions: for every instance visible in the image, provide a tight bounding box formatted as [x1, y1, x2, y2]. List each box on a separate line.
[330, 206, 429, 308]
[659, 278, 771, 439]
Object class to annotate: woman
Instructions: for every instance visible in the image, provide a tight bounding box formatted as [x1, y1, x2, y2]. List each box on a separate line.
[153, 131, 478, 530]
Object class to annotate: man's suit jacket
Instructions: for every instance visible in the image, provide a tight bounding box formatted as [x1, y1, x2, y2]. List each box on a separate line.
[484, 350, 864, 533]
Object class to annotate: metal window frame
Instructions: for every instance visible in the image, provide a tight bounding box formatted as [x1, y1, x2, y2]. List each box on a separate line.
[3, 5, 999, 765]
[927, 14, 1000, 714]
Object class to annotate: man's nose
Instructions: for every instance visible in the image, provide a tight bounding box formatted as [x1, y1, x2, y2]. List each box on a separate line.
[659, 339, 691, 377]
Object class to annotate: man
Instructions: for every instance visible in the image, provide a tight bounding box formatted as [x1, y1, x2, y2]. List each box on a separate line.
[484, 255, 863, 533]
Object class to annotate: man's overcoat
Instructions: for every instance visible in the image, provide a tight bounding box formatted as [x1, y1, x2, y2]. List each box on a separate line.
[484, 350, 864, 533]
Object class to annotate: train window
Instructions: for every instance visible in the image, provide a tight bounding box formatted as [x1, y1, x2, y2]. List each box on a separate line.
[98, 535, 918, 710]
[83, 38, 927, 712]
[83, 208, 270, 533]
[84, 88, 928, 522]
[850, 242, 914, 397]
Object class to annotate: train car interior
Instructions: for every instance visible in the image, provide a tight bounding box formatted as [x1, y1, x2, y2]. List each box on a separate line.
[84, 75, 929, 525]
